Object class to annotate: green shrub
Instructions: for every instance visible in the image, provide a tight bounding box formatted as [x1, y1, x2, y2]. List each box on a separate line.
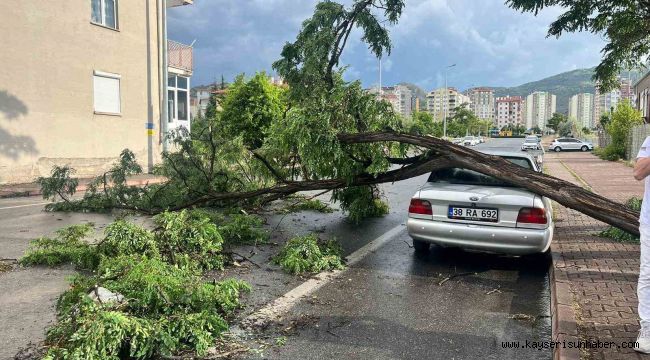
[273, 234, 345, 274]
[44, 255, 250, 359]
[599, 197, 641, 243]
[594, 144, 625, 161]
[20, 224, 99, 270]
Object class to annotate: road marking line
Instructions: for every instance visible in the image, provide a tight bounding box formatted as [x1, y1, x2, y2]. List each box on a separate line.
[241, 223, 406, 327]
[0, 202, 50, 210]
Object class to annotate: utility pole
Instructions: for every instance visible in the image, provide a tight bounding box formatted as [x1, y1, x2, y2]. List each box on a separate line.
[443, 64, 457, 139]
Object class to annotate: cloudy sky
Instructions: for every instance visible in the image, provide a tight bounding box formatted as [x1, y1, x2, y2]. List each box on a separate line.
[167, 0, 606, 91]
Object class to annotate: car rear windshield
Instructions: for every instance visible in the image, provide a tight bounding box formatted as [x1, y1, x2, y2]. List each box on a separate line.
[427, 157, 533, 187]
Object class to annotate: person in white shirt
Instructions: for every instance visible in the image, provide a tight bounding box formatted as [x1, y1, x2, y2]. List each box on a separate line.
[633, 136, 650, 353]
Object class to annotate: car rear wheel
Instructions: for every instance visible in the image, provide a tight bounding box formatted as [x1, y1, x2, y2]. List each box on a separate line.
[413, 239, 430, 253]
[581, 145, 589, 152]
[554, 146, 561, 152]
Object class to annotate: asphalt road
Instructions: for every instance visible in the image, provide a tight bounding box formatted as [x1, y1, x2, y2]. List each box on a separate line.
[0, 138, 551, 360]
[255, 138, 552, 360]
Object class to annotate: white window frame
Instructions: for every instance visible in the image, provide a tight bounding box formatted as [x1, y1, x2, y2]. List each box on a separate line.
[93, 70, 121, 115]
[167, 74, 190, 122]
[91, 0, 119, 30]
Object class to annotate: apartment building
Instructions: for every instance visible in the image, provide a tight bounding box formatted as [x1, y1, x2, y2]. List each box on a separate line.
[426, 87, 470, 120]
[464, 87, 495, 120]
[525, 91, 556, 130]
[369, 85, 414, 117]
[0, 0, 193, 184]
[495, 96, 524, 128]
[568, 93, 595, 129]
[593, 78, 637, 126]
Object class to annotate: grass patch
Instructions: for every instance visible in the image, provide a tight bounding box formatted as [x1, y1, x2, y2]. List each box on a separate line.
[273, 234, 345, 275]
[599, 197, 641, 243]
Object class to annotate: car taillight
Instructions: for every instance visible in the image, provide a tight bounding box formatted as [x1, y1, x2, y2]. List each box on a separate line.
[409, 199, 432, 215]
[516, 207, 547, 224]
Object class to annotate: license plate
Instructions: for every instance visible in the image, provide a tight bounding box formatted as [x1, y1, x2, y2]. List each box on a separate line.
[448, 206, 498, 222]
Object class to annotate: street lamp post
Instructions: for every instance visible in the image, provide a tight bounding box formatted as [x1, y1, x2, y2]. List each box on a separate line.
[443, 64, 457, 139]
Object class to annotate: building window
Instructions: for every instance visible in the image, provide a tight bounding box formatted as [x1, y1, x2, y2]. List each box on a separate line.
[91, 0, 118, 29]
[168, 74, 190, 122]
[93, 71, 121, 115]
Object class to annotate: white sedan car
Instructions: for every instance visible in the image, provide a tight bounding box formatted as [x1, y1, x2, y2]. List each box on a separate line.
[407, 151, 553, 256]
[462, 136, 479, 146]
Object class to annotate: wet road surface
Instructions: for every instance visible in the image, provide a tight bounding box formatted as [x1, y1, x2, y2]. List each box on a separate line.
[254, 138, 552, 360]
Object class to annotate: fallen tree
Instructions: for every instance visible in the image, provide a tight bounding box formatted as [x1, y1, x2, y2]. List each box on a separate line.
[159, 131, 640, 236]
[38, 0, 640, 237]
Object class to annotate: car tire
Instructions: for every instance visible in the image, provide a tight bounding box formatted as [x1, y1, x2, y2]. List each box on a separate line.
[413, 239, 430, 253]
[581, 145, 589, 152]
[554, 146, 561, 152]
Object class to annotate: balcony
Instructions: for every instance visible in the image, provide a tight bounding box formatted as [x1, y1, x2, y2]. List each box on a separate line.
[168, 40, 193, 74]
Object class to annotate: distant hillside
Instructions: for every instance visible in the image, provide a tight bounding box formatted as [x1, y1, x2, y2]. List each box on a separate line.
[492, 68, 645, 114]
[493, 68, 596, 114]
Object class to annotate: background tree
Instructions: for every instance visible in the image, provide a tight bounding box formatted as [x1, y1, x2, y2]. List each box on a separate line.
[599, 111, 612, 129]
[506, 0, 650, 91]
[219, 73, 287, 149]
[547, 113, 566, 133]
[604, 99, 643, 158]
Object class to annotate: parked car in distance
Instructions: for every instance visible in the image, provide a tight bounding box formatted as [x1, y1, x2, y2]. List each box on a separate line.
[463, 136, 479, 146]
[521, 137, 540, 151]
[452, 138, 463, 145]
[548, 138, 593, 152]
[407, 151, 553, 256]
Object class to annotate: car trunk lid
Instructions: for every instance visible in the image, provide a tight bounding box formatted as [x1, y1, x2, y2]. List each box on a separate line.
[416, 183, 536, 228]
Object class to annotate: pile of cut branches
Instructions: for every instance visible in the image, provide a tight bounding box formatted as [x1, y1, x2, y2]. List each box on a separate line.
[21, 211, 251, 359]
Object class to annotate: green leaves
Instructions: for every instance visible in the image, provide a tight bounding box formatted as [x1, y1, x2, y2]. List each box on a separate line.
[20, 224, 99, 270]
[219, 73, 286, 149]
[37, 165, 79, 202]
[44, 255, 249, 359]
[273, 234, 345, 274]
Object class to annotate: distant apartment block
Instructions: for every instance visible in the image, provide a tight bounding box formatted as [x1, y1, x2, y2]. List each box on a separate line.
[593, 77, 637, 126]
[426, 88, 470, 120]
[525, 91, 556, 130]
[568, 93, 595, 129]
[464, 87, 495, 120]
[369, 85, 413, 117]
[495, 96, 524, 128]
[0, 0, 194, 183]
[190, 86, 214, 118]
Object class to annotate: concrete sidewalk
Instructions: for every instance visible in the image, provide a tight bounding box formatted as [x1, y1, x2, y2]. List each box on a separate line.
[546, 152, 645, 360]
[0, 174, 166, 198]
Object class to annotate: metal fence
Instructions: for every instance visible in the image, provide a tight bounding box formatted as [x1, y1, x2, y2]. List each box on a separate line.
[627, 124, 650, 160]
[168, 40, 193, 72]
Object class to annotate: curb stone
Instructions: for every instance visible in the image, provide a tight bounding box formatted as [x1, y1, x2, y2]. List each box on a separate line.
[550, 250, 581, 360]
